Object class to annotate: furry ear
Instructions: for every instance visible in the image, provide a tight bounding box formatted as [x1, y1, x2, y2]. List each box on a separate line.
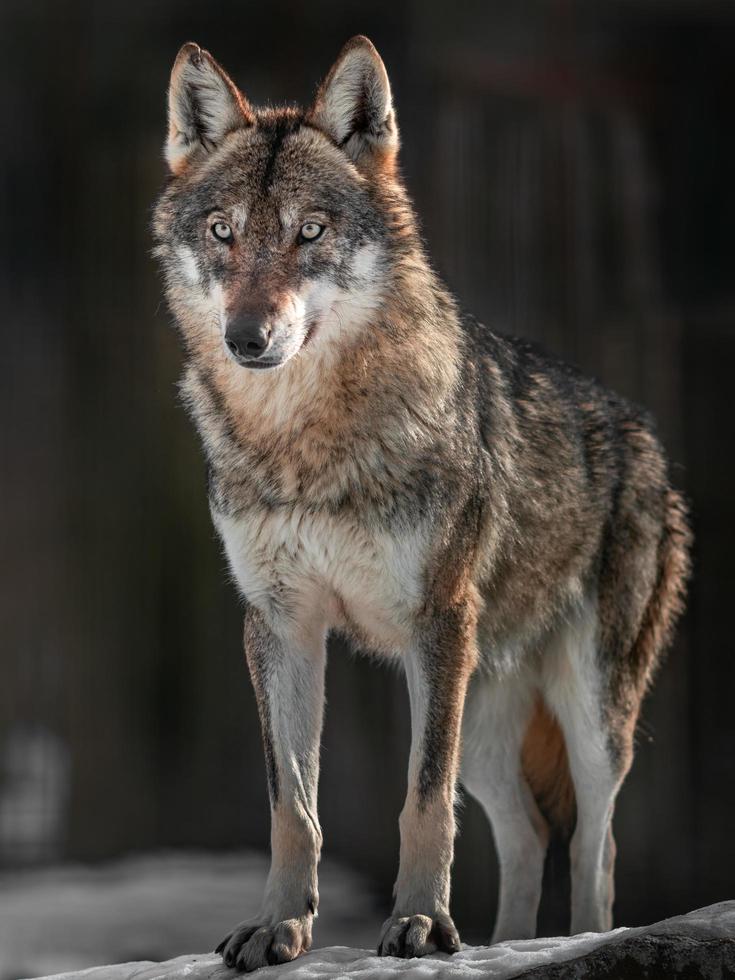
[166, 43, 254, 175]
[307, 36, 399, 173]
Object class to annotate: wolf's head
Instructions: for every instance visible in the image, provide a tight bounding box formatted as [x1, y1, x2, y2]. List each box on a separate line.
[153, 37, 416, 372]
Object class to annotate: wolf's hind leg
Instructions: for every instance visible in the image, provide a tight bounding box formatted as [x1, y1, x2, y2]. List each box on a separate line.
[542, 601, 630, 935]
[461, 672, 549, 942]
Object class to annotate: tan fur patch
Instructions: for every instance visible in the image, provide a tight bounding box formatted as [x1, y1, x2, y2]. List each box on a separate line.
[521, 696, 576, 835]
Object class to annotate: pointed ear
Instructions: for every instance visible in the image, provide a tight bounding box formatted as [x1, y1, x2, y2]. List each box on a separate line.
[307, 36, 399, 174]
[166, 43, 254, 175]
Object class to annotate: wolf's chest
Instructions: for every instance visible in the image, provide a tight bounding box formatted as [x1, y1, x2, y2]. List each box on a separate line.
[213, 505, 429, 653]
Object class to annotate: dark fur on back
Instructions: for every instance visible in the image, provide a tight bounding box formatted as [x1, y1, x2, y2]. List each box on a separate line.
[461, 319, 690, 689]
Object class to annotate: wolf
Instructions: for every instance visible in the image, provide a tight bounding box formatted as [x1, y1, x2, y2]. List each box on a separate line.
[152, 36, 691, 972]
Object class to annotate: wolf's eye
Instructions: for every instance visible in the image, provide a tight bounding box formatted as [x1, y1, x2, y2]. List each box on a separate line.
[212, 222, 233, 242]
[299, 222, 324, 243]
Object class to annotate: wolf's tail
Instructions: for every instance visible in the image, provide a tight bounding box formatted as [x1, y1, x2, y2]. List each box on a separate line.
[626, 487, 692, 697]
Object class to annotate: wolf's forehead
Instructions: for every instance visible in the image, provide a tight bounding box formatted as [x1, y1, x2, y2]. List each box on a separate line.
[199, 125, 356, 207]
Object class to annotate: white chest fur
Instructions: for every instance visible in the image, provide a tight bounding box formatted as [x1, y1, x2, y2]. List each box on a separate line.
[213, 506, 430, 653]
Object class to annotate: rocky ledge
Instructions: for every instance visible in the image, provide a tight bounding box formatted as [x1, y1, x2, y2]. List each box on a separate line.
[29, 901, 735, 980]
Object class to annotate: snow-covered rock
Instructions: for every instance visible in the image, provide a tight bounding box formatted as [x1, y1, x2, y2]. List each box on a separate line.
[26, 902, 735, 980]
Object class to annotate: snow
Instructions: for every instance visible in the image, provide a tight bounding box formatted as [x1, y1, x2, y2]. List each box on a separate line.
[5, 853, 733, 980]
[24, 902, 735, 980]
[22, 931, 625, 980]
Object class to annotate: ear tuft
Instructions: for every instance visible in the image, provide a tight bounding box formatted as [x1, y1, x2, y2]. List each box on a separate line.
[166, 43, 254, 175]
[307, 36, 398, 173]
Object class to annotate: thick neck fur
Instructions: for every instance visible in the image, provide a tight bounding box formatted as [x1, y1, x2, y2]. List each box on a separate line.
[181, 235, 467, 515]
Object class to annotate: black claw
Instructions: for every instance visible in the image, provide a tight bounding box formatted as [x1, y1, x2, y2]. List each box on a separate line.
[433, 922, 460, 953]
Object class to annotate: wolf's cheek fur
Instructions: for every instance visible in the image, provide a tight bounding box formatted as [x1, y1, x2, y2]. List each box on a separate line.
[176, 245, 201, 285]
[292, 241, 387, 353]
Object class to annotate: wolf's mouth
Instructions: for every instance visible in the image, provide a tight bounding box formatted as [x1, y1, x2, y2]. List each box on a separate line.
[242, 359, 282, 370]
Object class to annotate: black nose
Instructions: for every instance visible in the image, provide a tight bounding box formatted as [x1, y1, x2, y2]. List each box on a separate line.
[225, 318, 271, 359]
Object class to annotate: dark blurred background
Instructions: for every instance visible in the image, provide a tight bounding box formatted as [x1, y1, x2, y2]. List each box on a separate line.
[1, 0, 734, 971]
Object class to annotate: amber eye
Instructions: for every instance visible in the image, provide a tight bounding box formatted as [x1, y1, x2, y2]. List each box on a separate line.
[299, 222, 324, 243]
[212, 221, 232, 242]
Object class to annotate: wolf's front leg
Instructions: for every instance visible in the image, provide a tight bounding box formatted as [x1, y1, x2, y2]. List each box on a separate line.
[217, 605, 326, 972]
[379, 600, 477, 959]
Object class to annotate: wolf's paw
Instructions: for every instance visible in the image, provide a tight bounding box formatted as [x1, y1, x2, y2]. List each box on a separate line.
[215, 915, 312, 972]
[378, 912, 460, 958]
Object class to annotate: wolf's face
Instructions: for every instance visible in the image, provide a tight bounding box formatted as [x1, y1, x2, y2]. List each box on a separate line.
[153, 39, 405, 371]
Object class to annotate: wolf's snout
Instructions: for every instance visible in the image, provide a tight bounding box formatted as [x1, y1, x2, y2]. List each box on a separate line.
[225, 318, 272, 361]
